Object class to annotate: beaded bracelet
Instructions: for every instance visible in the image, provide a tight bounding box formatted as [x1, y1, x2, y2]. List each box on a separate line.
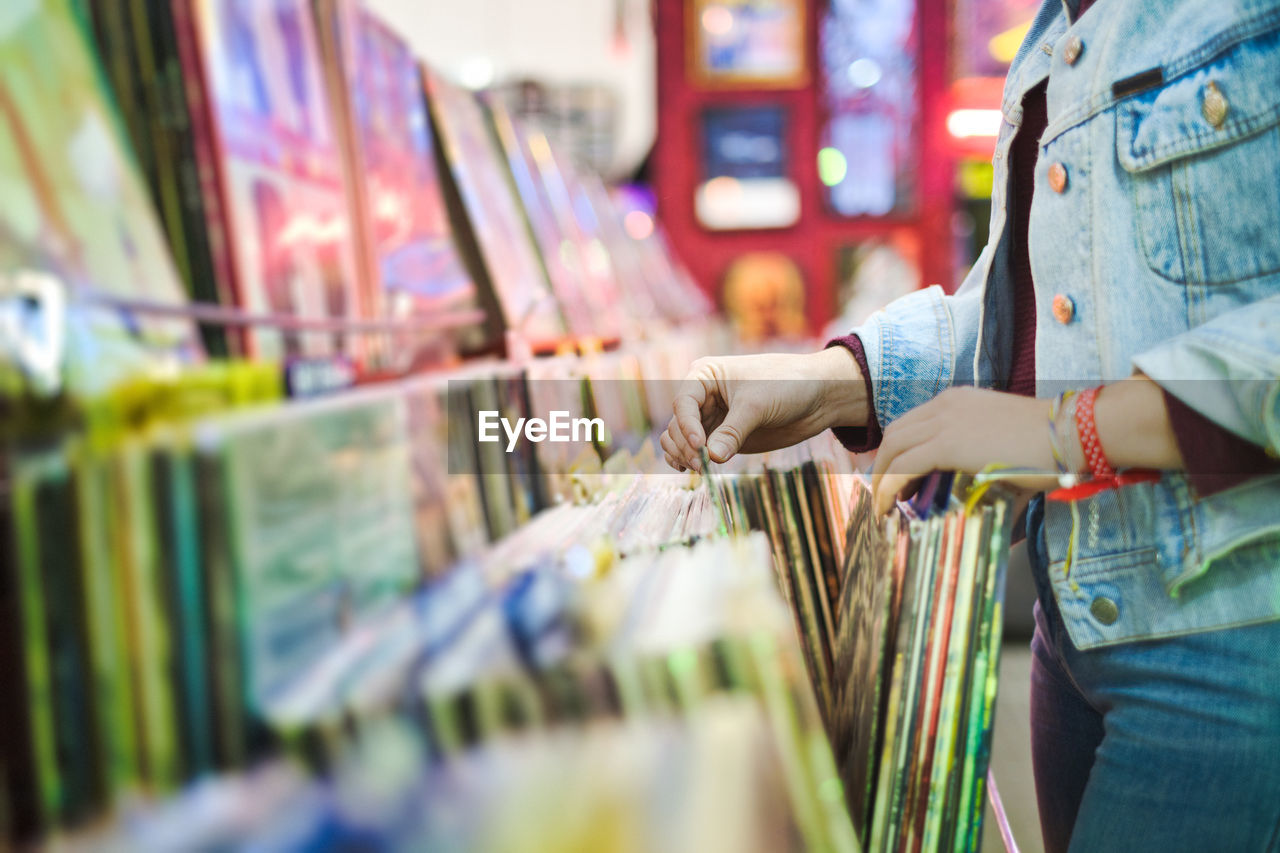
[1074, 385, 1116, 480]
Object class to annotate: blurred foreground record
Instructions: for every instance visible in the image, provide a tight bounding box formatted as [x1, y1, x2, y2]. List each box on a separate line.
[424, 65, 566, 351]
[149, 439, 217, 779]
[402, 378, 467, 578]
[70, 446, 141, 805]
[0, 0, 201, 396]
[193, 392, 418, 719]
[32, 455, 104, 825]
[3, 454, 53, 841]
[112, 440, 184, 793]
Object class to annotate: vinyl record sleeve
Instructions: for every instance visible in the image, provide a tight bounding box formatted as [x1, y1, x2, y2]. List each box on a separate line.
[141, 0, 229, 355]
[831, 482, 892, 844]
[922, 510, 984, 851]
[0, 0, 201, 395]
[149, 439, 217, 778]
[423, 66, 565, 350]
[194, 391, 419, 715]
[34, 458, 104, 823]
[868, 518, 922, 853]
[889, 515, 942, 850]
[790, 467, 837, 663]
[944, 506, 993, 850]
[963, 500, 1012, 853]
[70, 445, 141, 802]
[767, 468, 832, 721]
[403, 378, 471, 578]
[315, 0, 481, 367]
[185, 0, 361, 361]
[6, 455, 60, 837]
[905, 512, 964, 852]
[484, 96, 596, 340]
[111, 441, 183, 793]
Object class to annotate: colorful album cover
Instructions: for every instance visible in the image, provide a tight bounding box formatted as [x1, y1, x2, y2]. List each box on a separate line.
[483, 95, 596, 339]
[0, 0, 200, 396]
[833, 486, 892, 843]
[922, 511, 984, 851]
[315, 0, 480, 363]
[187, 0, 360, 361]
[558, 165, 636, 333]
[196, 393, 418, 711]
[424, 66, 566, 349]
[402, 377, 488, 577]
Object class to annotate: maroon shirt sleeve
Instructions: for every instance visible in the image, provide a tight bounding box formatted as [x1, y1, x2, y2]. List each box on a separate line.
[1162, 390, 1280, 496]
[826, 335, 883, 452]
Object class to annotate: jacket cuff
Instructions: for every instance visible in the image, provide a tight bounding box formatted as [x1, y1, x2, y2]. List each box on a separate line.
[825, 335, 882, 452]
[1163, 389, 1280, 496]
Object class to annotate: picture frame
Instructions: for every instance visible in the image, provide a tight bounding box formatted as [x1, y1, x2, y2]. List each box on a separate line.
[687, 0, 808, 89]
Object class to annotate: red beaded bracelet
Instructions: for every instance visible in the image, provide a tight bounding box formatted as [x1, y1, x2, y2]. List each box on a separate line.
[1074, 385, 1116, 480]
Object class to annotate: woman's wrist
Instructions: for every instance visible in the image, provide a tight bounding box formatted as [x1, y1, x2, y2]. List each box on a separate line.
[812, 345, 869, 431]
[1092, 378, 1184, 470]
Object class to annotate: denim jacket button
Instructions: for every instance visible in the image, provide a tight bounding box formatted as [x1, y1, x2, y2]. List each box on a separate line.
[1090, 596, 1120, 625]
[1048, 162, 1068, 193]
[1063, 37, 1083, 65]
[1202, 81, 1229, 129]
[1052, 294, 1075, 324]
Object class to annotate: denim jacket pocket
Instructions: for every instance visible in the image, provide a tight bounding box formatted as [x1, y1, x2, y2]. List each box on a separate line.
[1116, 25, 1280, 285]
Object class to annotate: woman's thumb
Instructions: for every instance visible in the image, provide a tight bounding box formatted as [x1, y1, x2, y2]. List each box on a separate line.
[706, 403, 757, 462]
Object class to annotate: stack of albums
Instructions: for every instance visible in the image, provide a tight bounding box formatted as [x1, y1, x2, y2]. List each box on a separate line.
[706, 441, 1015, 853]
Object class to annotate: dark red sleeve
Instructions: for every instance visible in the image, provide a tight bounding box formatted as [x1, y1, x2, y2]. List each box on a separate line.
[1162, 390, 1280, 496]
[825, 335, 883, 453]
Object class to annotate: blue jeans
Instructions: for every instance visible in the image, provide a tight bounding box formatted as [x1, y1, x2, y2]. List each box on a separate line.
[1026, 497, 1280, 852]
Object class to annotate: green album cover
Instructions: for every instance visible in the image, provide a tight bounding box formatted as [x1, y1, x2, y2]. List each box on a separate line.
[70, 444, 140, 800]
[198, 394, 418, 714]
[0, 0, 200, 396]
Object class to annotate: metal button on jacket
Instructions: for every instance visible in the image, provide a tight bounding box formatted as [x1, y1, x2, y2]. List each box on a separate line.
[1048, 162, 1068, 193]
[1091, 596, 1119, 625]
[1052, 294, 1075, 324]
[1063, 36, 1083, 65]
[1202, 80, 1229, 128]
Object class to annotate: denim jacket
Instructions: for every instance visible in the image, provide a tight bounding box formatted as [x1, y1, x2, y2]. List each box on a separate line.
[851, 0, 1280, 649]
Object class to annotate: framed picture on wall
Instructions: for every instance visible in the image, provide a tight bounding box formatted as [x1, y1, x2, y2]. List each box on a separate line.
[687, 0, 808, 89]
[696, 104, 800, 230]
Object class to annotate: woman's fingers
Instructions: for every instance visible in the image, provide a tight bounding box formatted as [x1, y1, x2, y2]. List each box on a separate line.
[659, 429, 684, 471]
[873, 442, 940, 515]
[871, 417, 938, 480]
[665, 416, 698, 470]
[673, 371, 713, 442]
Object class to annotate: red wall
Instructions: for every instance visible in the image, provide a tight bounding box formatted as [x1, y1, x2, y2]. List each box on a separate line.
[652, 0, 954, 334]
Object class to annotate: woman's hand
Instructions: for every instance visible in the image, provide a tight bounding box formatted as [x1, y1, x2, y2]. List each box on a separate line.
[870, 387, 1057, 515]
[662, 347, 867, 471]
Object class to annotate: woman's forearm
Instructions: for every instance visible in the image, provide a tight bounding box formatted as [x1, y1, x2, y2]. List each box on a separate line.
[813, 345, 871, 431]
[1092, 377, 1186, 470]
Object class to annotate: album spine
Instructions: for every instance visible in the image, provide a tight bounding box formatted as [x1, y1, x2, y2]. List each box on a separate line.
[169, 0, 245, 355]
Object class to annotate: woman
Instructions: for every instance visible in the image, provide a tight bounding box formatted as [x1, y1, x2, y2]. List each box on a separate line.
[663, 0, 1280, 849]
